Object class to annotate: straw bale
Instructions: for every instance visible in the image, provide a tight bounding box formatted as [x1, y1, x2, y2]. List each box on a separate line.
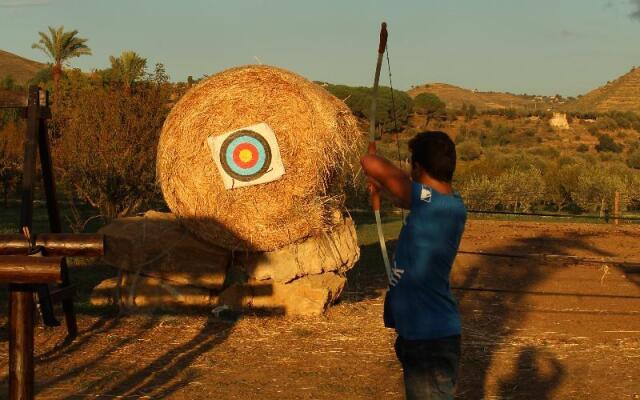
[157, 65, 362, 250]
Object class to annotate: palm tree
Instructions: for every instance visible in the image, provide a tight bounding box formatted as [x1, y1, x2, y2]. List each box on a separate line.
[31, 26, 91, 86]
[109, 51, 147, 94]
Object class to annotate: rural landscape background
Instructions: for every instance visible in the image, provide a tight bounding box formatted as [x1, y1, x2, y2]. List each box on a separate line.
[1, 2, 640, 398]
[2, 42, 640, 228]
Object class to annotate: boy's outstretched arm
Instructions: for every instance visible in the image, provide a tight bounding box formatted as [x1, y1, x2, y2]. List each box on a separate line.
[360, 154, 412, 210]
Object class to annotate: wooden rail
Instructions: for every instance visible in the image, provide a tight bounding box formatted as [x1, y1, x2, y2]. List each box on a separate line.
[0, 256, 63, 284]
[0, 234, 105, 257]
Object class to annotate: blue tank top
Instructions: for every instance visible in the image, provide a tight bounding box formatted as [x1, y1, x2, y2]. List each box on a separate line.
[384, 181, 467, 340]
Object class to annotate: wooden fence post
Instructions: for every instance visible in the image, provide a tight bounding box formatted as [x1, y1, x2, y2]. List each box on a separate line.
[9, 284, 34, 400]
[19, 86, 39, 229]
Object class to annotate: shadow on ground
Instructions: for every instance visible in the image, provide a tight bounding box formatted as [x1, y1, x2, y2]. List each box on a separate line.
[344, 228, 628, 400]
[0, 212, 283, 398]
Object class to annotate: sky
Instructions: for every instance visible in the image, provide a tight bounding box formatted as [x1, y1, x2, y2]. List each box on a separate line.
[1, 0, 639, 96]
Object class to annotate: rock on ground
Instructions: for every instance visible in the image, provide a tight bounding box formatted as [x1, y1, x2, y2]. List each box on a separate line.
[99, 210, 229, 290]
[219, 273, 347, 315]
[228, 216, 359, 283]
[92, 211, 359, 315]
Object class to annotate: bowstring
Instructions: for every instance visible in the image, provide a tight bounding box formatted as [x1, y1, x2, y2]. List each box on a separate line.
[385, 43, 406, 223]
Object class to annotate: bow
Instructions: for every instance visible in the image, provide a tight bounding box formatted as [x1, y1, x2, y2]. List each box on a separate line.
[368, 22, 393, 284]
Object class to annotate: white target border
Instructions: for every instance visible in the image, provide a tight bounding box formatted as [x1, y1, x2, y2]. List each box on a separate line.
[207, 122, 285, 190]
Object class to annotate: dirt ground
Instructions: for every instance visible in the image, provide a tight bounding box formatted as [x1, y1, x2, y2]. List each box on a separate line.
[0, 219, 639, 399]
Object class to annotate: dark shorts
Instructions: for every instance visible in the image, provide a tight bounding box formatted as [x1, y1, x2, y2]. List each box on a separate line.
[394, 335, 461, 400]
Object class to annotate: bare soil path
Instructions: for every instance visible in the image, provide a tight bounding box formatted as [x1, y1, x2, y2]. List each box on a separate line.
[0, 220, 638, 399]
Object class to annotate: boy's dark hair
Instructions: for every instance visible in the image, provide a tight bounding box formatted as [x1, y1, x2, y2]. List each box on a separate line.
[409, 131, 456, 183]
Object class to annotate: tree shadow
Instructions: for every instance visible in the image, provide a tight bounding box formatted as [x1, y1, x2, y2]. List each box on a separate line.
[496, 346, 566, 400]
[0, 214, 285, 399]
[51, 313, 233, 399]
[445, 233, 613, 399]
[344, 227, 629, 399]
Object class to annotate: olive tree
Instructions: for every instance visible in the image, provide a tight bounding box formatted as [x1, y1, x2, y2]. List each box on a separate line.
[496, 167, 545, 212]
[459, 175, 503, 210]
[570, 167, 626, 215]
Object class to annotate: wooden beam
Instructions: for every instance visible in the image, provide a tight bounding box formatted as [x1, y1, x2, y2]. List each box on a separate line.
[37, 234, 104, 257]
[0, 256, 62, 284]
[19, 86, 39, 231]
[38, 106, 62, 234]
[0, 234, 105, 257]
[9, 284, 34, 400]
[0, 235, 30, 255]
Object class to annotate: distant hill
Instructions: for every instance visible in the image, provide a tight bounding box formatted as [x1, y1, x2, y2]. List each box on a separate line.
[408, 83, 558, 111]
[0, 49, 45, 85]
[564, 67, 640, 114]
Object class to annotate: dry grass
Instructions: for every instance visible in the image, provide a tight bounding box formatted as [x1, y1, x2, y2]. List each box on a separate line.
[157, 65, 363, 251]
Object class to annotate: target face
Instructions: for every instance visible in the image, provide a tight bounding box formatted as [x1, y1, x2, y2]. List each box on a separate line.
[208, 123, 285, 189]
[220, 130, 272, 181]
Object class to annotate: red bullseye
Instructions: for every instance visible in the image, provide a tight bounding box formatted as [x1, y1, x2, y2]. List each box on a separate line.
[232, 143, 259, 169]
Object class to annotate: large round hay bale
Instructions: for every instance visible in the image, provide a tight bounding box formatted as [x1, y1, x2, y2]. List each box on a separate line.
[157, 65, 362, 251]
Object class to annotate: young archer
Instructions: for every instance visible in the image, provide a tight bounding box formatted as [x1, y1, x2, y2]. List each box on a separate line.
[361, 131, 467, 400]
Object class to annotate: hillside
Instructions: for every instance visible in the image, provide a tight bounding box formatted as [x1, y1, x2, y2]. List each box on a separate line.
[564, 67, 640, 114]
[408, 83, 558, 111]
[0, 49, 45, 85]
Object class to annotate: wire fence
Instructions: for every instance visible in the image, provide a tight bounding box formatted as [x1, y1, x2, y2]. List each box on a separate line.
[465, 209, 640, 222]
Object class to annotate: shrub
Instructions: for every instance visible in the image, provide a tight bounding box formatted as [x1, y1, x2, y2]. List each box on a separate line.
[576, 144, 589, 153]
[528, 146, 560, 158]
[627, 149, 640, 169]
[587, 125, 600, 137]
[607, 111, 640, 132]
[462, 103, 477, 121]
[599, 152, 615, 161]
[595, 116, 618, 131]
[595, 134, 623, 153]
[504, 108, 518, 120]
[0, 120, 23, 207]
[52, 76, 172, 220]
[483, 119, 493, 128]
[433, 120, 446, 129]
[29, 67, 53, 86]
[455, 125, 468, 144]
[458, 140, 483, 161]
[413, 93, 446, 126]
[324, 84, 413, 132]
[0, 75, 19, 91]
[482, 124, 513, 146]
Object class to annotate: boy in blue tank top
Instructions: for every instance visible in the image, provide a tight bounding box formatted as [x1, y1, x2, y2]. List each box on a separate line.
[361, 131, 467, 400]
